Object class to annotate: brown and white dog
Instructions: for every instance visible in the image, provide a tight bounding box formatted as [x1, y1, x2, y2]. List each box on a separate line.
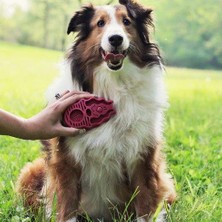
[17, 0, 176, 221]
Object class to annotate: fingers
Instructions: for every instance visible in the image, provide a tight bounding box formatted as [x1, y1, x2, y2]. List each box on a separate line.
[58, 92, 94, 112]
[58, 90, 91, 101]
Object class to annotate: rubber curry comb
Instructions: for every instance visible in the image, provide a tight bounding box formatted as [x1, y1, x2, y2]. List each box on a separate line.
[63, 97, 116, 130]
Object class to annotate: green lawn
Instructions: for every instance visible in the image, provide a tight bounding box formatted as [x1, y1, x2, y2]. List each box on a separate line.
[0, 42, 222, 222]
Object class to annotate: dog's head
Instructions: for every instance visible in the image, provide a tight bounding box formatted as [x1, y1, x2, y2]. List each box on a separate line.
[67, 0, 156, 71]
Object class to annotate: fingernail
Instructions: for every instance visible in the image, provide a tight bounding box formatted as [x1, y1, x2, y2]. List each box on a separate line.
[79, 129, 86, 134]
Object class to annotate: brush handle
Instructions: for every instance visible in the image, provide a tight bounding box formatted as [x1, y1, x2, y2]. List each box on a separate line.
[63, 97, 116, 130]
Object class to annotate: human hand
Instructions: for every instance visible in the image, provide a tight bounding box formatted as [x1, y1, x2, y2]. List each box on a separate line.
[23, 90, 93, 139]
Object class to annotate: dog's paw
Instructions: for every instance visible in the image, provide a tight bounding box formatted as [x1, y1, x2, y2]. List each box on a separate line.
[137, 218, 146, 222]
[136, 212, 167, 222]
[136, 217, 152, 222]
[156, 207, 168, 222]
[66, 217, 77, 222]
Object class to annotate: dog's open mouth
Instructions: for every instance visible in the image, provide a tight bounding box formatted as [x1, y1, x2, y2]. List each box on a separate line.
[101, 49, 127, 71]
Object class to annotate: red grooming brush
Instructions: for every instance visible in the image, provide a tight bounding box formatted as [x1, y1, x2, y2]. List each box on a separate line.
[63, 97, 116, 130]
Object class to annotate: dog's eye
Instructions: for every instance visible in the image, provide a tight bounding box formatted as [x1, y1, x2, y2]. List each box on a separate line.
[97, 20, 105, 27]
[123, 18, 131, 26]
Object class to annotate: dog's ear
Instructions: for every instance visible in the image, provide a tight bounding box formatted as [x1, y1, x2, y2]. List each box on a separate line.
[119, 0, 153, 44]
[119, 0, 152, 22]
[67, 4, 95, 35]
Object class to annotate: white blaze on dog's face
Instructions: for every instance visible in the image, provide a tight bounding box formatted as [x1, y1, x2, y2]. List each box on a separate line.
[92, 5, 131, 71]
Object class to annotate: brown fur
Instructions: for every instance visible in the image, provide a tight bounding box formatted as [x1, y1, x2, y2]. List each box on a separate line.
[45, 138, 82, 221]
[16, 158, 46, 210]
[130, 145, 176, 219]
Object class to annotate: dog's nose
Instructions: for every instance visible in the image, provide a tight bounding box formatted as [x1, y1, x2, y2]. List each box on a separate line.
[109, 35, 123, 47]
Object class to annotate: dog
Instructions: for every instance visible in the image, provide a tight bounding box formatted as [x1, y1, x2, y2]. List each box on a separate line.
[17, 0, 176, 221]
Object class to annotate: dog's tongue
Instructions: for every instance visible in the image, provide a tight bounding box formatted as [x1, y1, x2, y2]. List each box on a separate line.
[104, 53, 124, 62]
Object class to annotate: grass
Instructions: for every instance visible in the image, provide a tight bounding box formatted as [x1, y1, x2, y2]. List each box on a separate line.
[0, 41, 222, 221]
[165, 68, 222, 221]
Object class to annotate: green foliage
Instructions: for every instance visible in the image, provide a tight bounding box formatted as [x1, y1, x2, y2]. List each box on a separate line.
[0, 0, 222, 69]
[0, 42, 222, 221]
[153, 0, 222, 69]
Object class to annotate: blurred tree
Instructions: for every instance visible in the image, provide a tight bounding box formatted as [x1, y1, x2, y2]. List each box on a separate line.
[154, 0, 222, 69]
[42, 0, 51, 48]
[0, 0, 221, 69]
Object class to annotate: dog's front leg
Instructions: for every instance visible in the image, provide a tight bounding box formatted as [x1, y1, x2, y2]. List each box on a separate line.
[53, 160, 82, 222]
[130, 148, 167, 222]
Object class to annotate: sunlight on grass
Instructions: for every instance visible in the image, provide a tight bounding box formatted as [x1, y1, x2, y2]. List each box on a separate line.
[0, 42, 222, 221]
[165, 67, 222, 221]
[0, 41, 63, 116]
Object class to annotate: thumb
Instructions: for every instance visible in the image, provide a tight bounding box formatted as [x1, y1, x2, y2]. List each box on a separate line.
[58, 127, 86, 137]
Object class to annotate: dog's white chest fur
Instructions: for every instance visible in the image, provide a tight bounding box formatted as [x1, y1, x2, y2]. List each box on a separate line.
[47, 60, 167, 216]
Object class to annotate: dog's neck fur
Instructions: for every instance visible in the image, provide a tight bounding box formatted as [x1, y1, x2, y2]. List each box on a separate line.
[59, 59, 167, 159]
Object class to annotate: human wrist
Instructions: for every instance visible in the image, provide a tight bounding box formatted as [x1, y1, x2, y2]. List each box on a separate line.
[20, 118, 39, 140]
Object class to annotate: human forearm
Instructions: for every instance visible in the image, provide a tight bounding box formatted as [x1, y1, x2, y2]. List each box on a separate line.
[0, 109, 29, 139]
[0, 91, 92, 140]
